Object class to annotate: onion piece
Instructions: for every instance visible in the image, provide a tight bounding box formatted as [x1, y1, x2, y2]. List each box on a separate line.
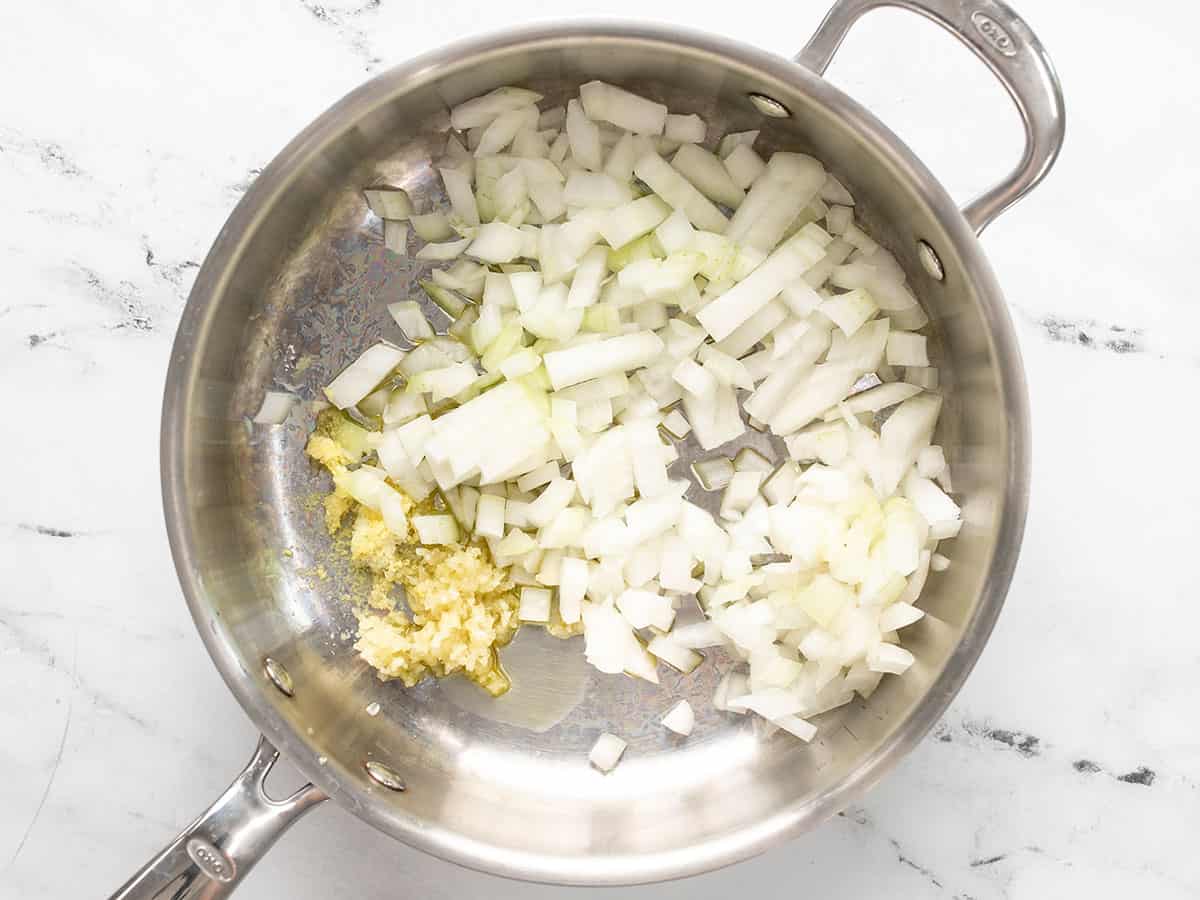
[878, 601, 924, 632]
[589, 732, 627, 773]
[558, 557, 588, 623]
[726, 156, 825, 251]
[411, 212, 453, 242]
[604, 131, 638, 182]
[383, 220, 409, 255]
[660, 408, 691, 440]
[566, 99, 603, 171]
[617, 588, 676, 631]
[519, 586, 552, 623]
[718, 130, 759, 159]
[324, 343, 406, 409]
[672, 357, 717, 398]
[438, 167, 479, 226]
[692, 456, 734, 491]
[475, 105, 539, 157]
[600, 195, 672, 250]
[917, 445, 946, 479]
[821, 381, 921, 421]
[670, 620, 726, 649]
[867, 642, 914, 675]
[878, 394, 942, 495]
[699, 346, 753, 390]
[580, 81, 667, 135]
[665, 113, 705, 143]
[253, 391, 296, 425]
[825, 205, 853, 236]
[364, 188, 414, 220]
[671, 143, 745, 209]
[416, 237, 471, 261]
[886, 330, 930, 367]
[467, 222, 526, 263]
[634, 152, 728, 232]
[661, 699, 695, 735]
[563, 171, 634, 208]
[820, 288, 878, 337]
[647, 635, 703, 673]
[543, 331, 665, 390]
[769, 362, 860, 435]
[720, 471, 763, 521]
[583, 601, 658, 683]
[715, 299, 790, 360]
[388, 301, 434, 341]
[474, 493, 506, 538]
[820, 174, 855, 205]
[900, 362, 936, 389]
[412, 514, 459, 545]
[723, 144, 766, 190]
[773, 714, 818, 741]
[697, 236, 822, 341]
[451, 87, 543, 130]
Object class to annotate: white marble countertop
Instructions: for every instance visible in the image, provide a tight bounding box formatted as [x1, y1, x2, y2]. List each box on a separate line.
[3, 0, 1197, 897]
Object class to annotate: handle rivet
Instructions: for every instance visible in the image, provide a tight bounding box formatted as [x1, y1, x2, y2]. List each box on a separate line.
[263, 657, 295, 697]
[747, 93, 790, 118]
[365, 760, 407, 791]
[917, 240, 945, 281]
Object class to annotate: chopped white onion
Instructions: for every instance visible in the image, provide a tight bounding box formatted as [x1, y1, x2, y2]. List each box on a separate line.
[519, 586, 552, 623]
[867, 642, 914, 675]
[253, 391, 296, 425]
[384, 219, 409, 254]
[387, 301, 434, 341]
[723, 144, 766, 190]
[589, 732, 627, 772]
[647, 635, 703, 673]
[324, 343, 406, 409]
[661, 699, 695, 735]
[580, 81, 667, 135]
[364, 188, 414, 220]
[886, 330, 930, 367]
[410, 212, 453, 242]
[671, 143, 745, 209]
[634, 152, 728, 232]
[412, 514, 459, 545]
[451, 87, 543, 130]
[543, 331, 664, 390]
[416, 237, 471, 261]
[322, 83, 959, 749]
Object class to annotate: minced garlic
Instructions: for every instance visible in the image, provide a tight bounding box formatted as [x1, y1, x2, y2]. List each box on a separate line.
[305, 413, 520, 696]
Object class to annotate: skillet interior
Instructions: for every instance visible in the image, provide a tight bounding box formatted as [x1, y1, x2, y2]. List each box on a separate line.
[161, 23, 1028, 885]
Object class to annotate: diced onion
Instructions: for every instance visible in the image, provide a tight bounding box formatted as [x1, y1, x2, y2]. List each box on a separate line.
[671, 143, 745, 209]
[886, 330, 930, 367]
[364, 188, 414, 220]
[589, 732, 627, 772]
[253, 391, 296, 425]
[519, 586, 552, 623]
[580, 81, 667, 135]
[723, 144, 766, 190]
[324, 343, 406, 409]
[322, 82, 957, 750]
[411, 212, 453, 242]
[661, 699, 695, 735]
[412, 514, 459, 545]
[647, 635, 703, 673]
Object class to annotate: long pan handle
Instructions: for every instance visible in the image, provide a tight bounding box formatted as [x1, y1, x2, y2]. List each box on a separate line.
[107, 737, 326, 900]
[797, 0, 1065, 235]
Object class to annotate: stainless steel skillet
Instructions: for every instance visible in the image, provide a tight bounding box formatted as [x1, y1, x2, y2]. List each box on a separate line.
[112, 0, 1063, 895]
